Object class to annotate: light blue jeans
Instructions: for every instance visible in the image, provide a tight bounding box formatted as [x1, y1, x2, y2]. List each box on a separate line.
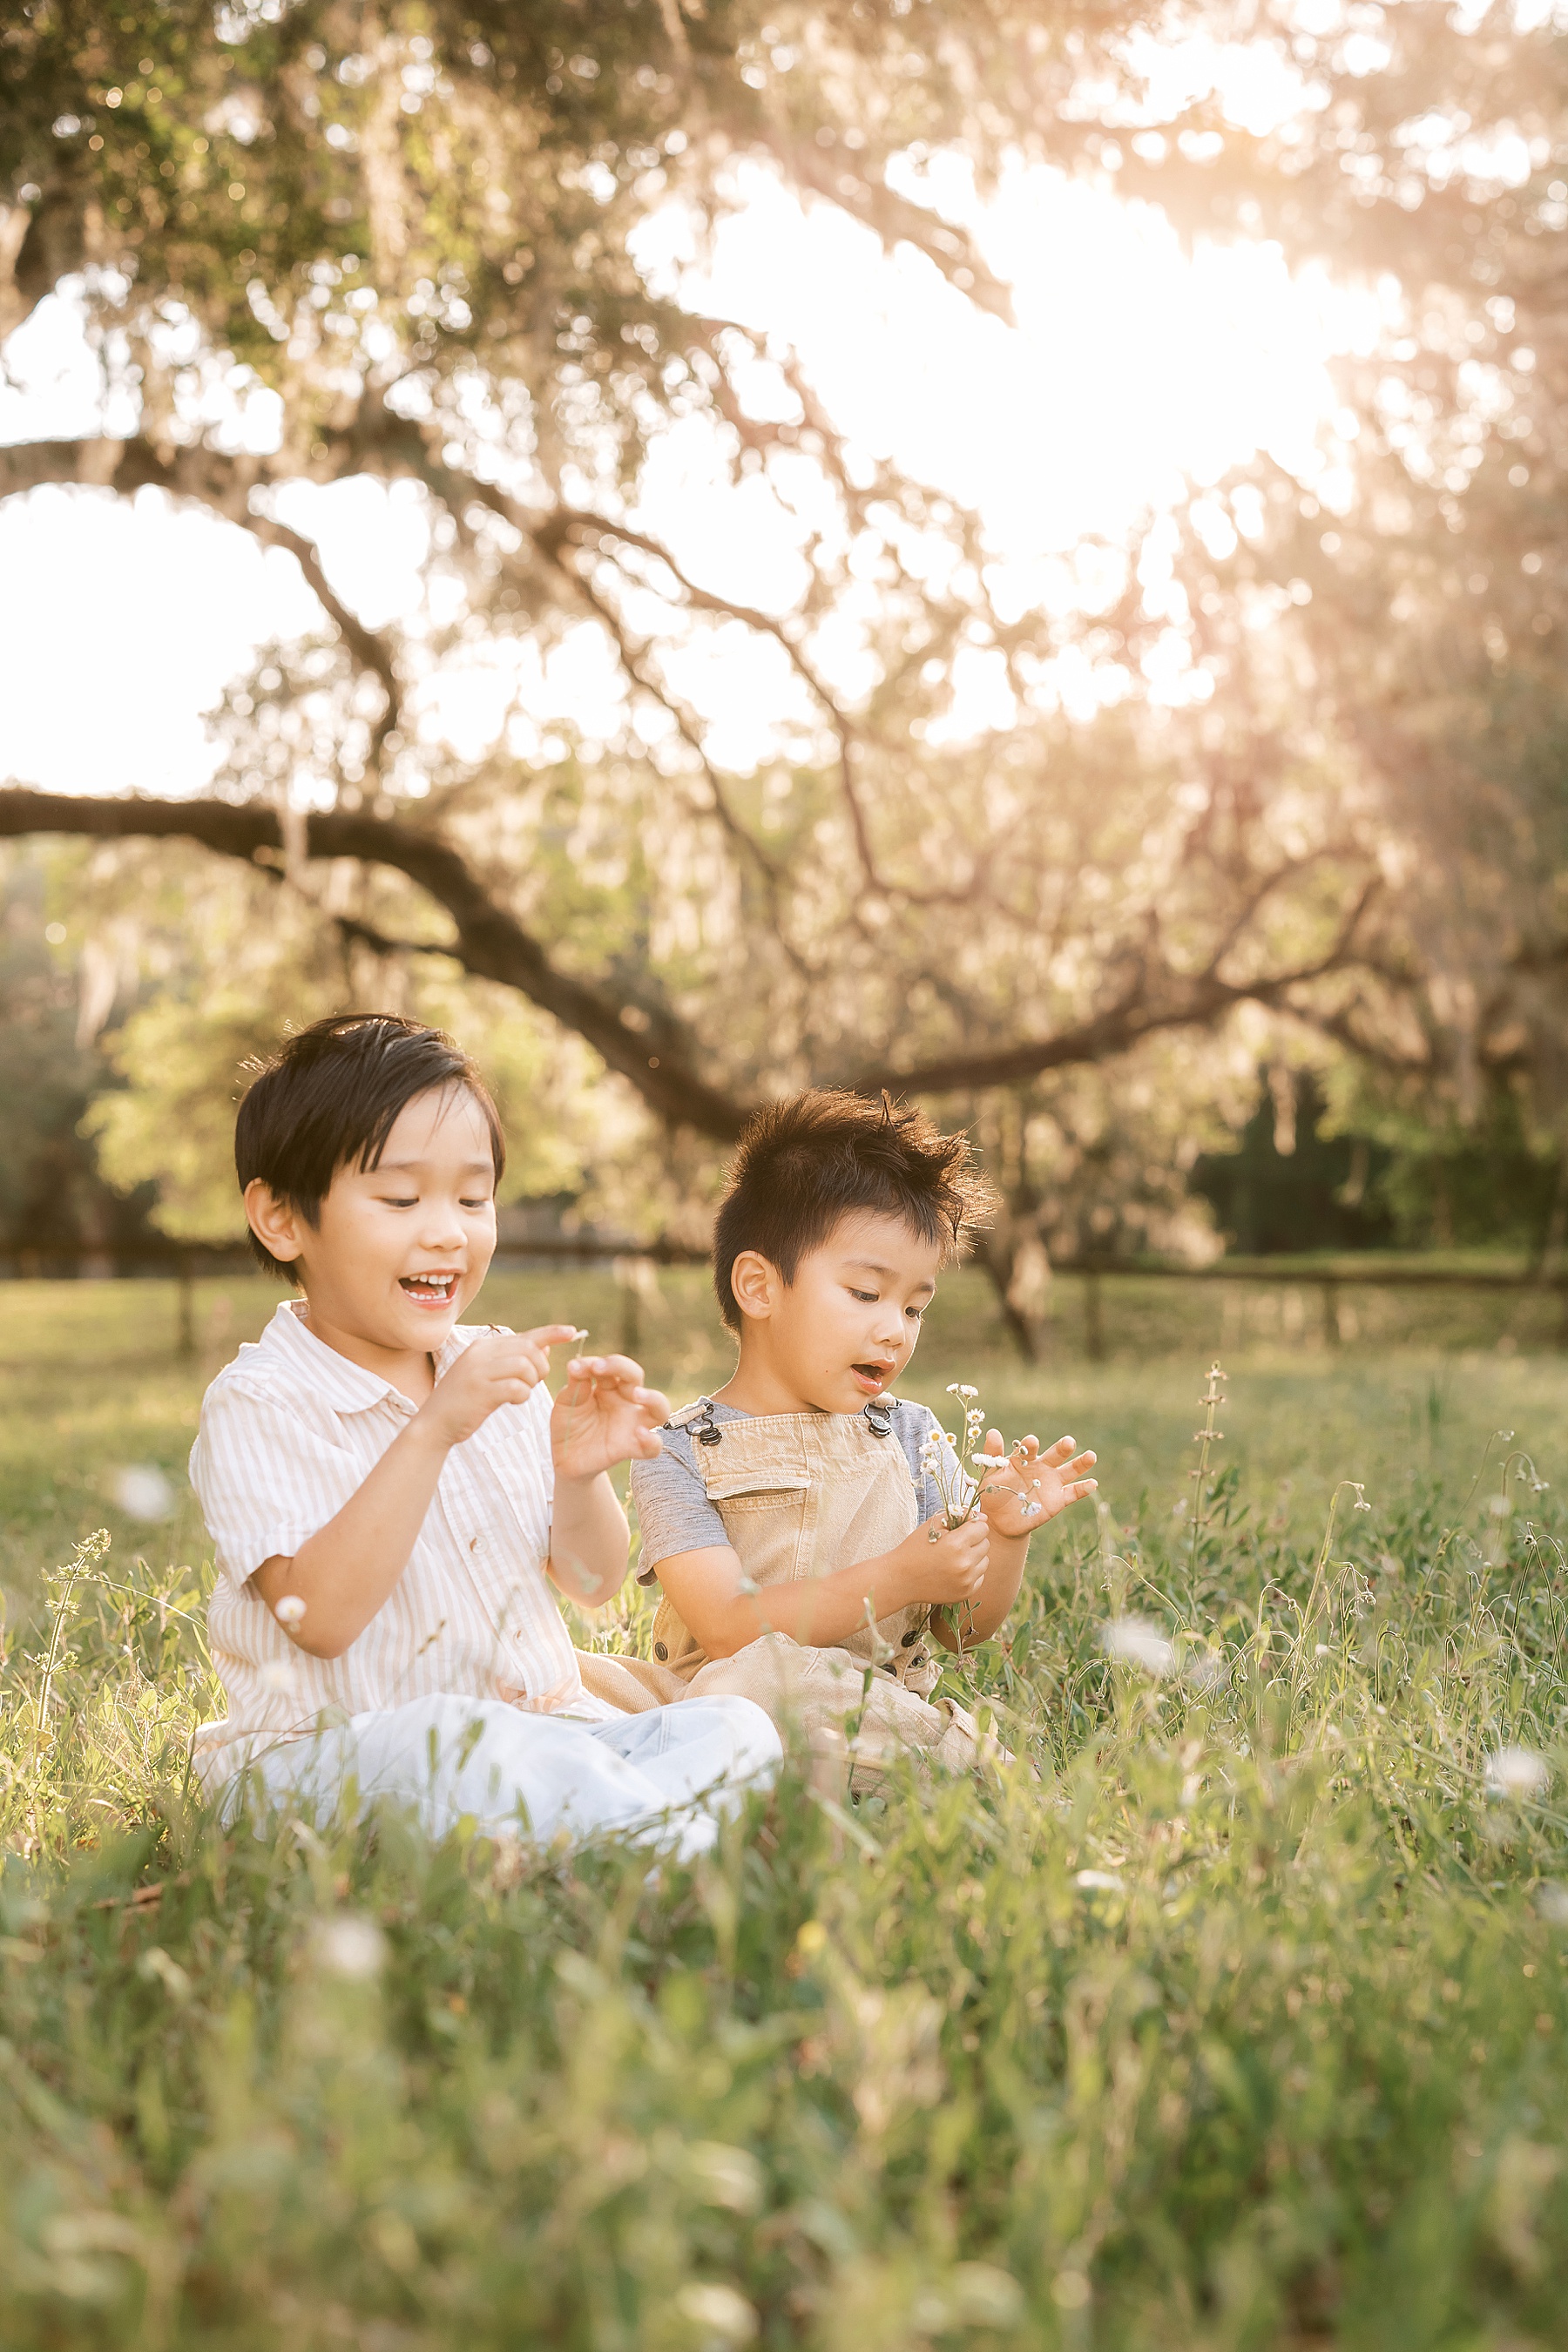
[220, 1690, 781, 1862]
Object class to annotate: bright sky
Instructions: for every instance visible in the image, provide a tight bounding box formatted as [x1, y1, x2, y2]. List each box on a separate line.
[0, 151, 1385, 797]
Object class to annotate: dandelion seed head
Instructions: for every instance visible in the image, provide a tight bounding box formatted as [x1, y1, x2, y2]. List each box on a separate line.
[110, 1464, 175, 1524]
[258, 1659, 297, 1693]
[1099, 1616, 1176, 1677]
[314, 1914, 387, 1979]
[1485, 1745, 1551, 1800]
[274, 1594, 308, 1628]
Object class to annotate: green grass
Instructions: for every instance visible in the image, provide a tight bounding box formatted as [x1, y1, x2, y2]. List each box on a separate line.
[7, 1275, 1568, 2347]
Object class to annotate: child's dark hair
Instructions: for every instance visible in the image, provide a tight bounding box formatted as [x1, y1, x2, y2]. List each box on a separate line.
[712, 1090, 994, 1331]
[236, 1014, 504, 1276]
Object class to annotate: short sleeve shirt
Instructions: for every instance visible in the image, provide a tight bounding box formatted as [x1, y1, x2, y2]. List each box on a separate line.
[189, 1300, 609, 1788]
[629, 1396, 948, 1583]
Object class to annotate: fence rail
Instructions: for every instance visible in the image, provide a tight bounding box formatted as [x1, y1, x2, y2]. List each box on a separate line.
[6, 1240, 1568, 1360]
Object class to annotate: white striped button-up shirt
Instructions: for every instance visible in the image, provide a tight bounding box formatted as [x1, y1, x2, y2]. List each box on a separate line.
[189, 1300, 609, 1788]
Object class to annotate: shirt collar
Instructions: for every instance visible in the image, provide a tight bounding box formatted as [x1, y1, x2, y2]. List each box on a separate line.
[262, 1297, 470, 1416]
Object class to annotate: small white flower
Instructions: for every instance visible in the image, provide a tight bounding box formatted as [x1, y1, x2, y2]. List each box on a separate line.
[947, 1383, 979, 1401]
[1074, 1868, 1124, 1892]
[258, 1659, 298, 1694]
[314, 1915, 387, 1979]
[1099, 1616, 1176, 1677]
[1485, 1746, 1551, 1801]
[274, 1593, 308, 1628]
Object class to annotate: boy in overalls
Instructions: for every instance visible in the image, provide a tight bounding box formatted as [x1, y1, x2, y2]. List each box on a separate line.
[613, 1091, 1098, 1785]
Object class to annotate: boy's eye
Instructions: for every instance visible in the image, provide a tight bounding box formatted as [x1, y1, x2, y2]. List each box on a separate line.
[460, 1196, 491, 1210]
[848, 1288, 878, 1304]
[905, 1304, 925, 1321]
[382, 1195, 418, 1208]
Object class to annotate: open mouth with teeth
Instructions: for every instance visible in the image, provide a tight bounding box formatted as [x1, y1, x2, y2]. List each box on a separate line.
[401, 1272, 459, 1308]
[851, 1362, 894, 1392]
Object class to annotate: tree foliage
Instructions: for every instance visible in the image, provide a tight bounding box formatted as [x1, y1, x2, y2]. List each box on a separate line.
[0, 0, 1386, 1305]
[1111, 2, 1568, 1179]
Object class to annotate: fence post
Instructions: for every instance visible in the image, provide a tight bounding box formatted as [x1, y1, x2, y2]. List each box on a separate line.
[1083, 1271, 1105, 1362]
[177, 1254, 196, 1362]
[1321, 1278, 1340, 1348]
[613, 1256, 659, 1358]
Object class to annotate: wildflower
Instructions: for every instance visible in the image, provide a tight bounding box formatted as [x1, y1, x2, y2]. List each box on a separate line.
[1485, 1746, 1551, 1801]
[314, 1914, 387, 1979]
[925, 1382, 1022, 1531]
[1074, 1869, 1124, 1892]
[1099, 1616, 1176, 1677]
[274, 1593, 307, 1628]
[1185, 1648, 1229, 1694]
[258, 1659, 298, 1693]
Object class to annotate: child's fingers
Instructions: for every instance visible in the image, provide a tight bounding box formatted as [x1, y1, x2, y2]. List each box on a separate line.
[636, 1385, 672, 1425]
[1043, 1435, 1077, 1463]
[982, 1427, 1006, 1455]
[570, 1351, 645, 1385]
[522, 1324, 589, 1349]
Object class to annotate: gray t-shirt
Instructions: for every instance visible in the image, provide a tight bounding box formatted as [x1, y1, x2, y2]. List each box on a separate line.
[630, 1396, 949, 1585]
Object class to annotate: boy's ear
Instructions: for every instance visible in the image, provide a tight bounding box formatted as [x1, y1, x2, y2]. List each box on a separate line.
[727, 1248, 780, 1322]
[244, 1179, 306, 1267]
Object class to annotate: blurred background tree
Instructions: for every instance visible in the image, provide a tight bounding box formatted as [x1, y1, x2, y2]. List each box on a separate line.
[1121, 0, 1568, 1261]
[4, 0, 1566, 1337]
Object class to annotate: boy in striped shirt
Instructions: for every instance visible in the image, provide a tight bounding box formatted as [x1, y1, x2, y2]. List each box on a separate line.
[189, 1013, 778, 1858]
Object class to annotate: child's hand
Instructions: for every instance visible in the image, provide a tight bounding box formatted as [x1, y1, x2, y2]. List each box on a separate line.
[551, 1354, 670, 1484]
[975, 1430, 1098, 1536]
[421, 1325, 577, 1447]
[895, 1511, 990, 1607]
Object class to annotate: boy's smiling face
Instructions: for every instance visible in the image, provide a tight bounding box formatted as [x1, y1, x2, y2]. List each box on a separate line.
[726, 1208, 941, 1416]
[244, 1084, 498, 1374]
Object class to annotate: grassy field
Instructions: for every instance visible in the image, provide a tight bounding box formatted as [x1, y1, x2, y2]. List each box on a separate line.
[6, 1273, 1568, 2347]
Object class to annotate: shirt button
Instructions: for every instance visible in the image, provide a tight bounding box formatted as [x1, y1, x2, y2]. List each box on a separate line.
[653, 1641, 669, 1661]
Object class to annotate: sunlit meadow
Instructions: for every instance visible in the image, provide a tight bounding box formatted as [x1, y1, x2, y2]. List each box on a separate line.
[5, 1274, 1568, 2349]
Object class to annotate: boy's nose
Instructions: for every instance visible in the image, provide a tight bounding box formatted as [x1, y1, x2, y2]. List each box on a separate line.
[418, 1206, 468, 1248]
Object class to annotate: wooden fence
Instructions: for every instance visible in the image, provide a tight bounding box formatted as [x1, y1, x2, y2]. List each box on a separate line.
[5, 1240, 1567, 1361]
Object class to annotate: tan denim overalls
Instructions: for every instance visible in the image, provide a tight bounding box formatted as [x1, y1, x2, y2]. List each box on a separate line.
[576, 1399, 985, 1787]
